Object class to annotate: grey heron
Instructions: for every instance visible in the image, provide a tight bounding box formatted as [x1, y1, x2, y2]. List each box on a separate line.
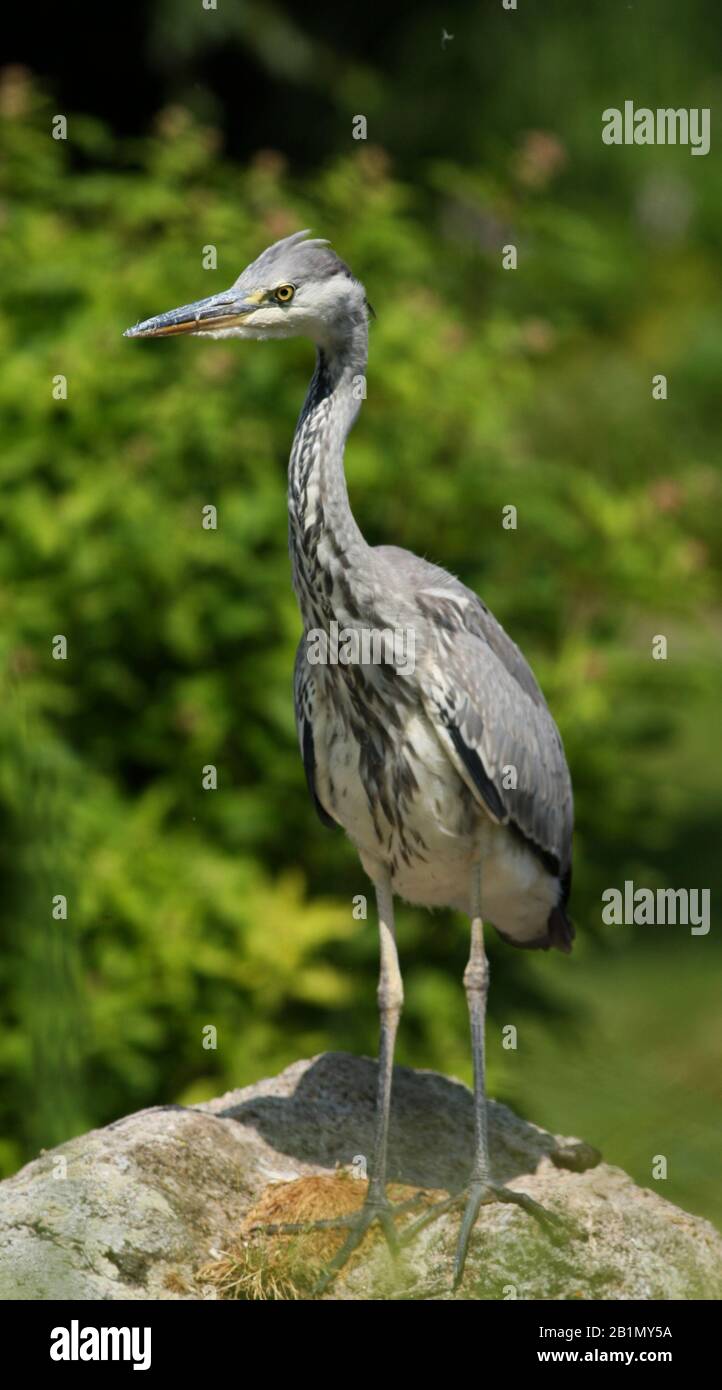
[125, 230, 575, 1290]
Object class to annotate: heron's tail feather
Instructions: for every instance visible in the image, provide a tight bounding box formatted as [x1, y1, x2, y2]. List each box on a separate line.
[546, 904, 575, 954]
[494, 902, 575, 954]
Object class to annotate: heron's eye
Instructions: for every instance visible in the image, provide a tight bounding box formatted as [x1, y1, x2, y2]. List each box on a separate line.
[274, 284, 295, 304]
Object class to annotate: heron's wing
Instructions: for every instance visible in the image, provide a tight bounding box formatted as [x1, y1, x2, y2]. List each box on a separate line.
[375, 547, 573, 883]
[421, 627, 572, 881]
[293, 639, 336, 830]
[376, 545, 547, 707]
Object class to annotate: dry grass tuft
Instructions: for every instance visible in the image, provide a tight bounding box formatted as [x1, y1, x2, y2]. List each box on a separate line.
[196, 1173, 439, 1300]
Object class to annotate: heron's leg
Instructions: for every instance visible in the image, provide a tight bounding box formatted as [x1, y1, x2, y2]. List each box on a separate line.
[306, 869, 404, 1292]
[253, 870, 417, 1292]
[367, 868, 404, 1206]
[399, 861, 573, 1288]
[452, 859, 492, 1283]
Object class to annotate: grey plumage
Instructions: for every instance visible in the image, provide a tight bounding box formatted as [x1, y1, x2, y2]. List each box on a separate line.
[371, 548, 572, 892]
[235, 230, 344, 286]
[295, 544, 574, 944]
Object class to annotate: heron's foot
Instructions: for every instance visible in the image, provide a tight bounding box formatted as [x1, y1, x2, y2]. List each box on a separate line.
[400, 1180, 582, 1290]
[252, 1191, 425, 1295]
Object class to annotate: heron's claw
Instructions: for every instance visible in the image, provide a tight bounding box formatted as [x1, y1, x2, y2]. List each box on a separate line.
[400, 1181, 583, 1289]
[250, 1192, 425, 1295]
[311, 1199, 399, 1295]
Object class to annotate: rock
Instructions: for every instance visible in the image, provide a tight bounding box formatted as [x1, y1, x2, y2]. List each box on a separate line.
[0, 1051, 719, 1300]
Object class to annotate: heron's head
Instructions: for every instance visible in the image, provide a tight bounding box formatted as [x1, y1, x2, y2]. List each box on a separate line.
[124, 231, 370, 351]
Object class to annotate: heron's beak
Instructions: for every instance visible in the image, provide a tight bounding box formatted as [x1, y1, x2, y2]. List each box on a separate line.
[123, 290, 261, 339]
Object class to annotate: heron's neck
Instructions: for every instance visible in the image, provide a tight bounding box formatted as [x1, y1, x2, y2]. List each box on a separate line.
[288, 324, 370, 629]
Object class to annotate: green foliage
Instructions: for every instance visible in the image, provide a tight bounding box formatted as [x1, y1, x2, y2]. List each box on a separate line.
[0, 68, 720, 1220]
